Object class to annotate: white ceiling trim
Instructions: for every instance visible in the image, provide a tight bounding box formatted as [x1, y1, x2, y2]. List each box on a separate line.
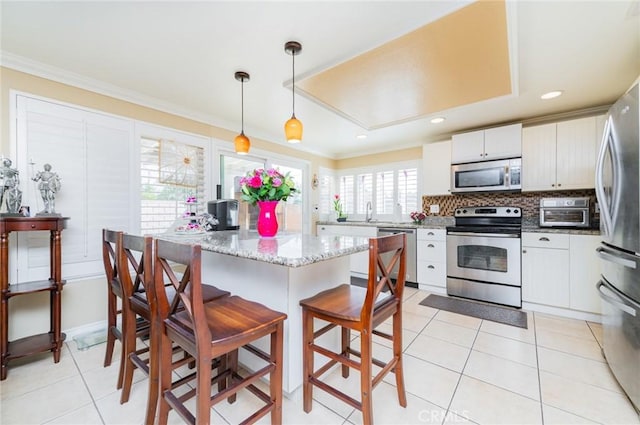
[0, 50, 336, 160]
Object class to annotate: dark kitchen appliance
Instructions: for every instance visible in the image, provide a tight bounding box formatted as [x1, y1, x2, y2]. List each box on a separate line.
[207, 186, 239, 231]
[446, 206, 522, 308]
[595, 81, 640, 414]
[539, 197, 591, 228]
[377, 227, 417, 283]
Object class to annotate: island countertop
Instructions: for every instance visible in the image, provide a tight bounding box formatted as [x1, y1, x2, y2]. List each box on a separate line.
[158, 229, 370, 268]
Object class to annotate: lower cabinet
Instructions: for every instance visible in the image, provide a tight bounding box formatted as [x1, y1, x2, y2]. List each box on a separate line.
[417, 228, 446, 288]
[316, 224, 377, 276]
[569, 235, 602, 313]
[522, 233, 570, 308]
[522, 232, 602, 314]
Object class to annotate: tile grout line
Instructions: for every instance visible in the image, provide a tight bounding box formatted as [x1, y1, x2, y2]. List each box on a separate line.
[441, 318, 482, 425]
[533, 312, 546, 425]
[61, 341, 107, 425]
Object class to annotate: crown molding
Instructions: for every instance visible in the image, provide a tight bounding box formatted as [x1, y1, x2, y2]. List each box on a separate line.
[1, 51, 336, 159]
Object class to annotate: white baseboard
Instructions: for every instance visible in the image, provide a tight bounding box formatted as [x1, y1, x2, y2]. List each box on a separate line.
[418, 284, 447, 295]
[63, 320, 107, 340]
[522, 302, 602, 323]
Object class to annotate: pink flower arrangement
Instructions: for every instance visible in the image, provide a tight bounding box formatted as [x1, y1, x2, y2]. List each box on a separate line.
[239, 168, 296, 205]
[410, 211, 427, 224]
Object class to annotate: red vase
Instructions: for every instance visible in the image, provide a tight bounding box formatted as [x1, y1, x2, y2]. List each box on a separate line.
[257, 200, 279, 237]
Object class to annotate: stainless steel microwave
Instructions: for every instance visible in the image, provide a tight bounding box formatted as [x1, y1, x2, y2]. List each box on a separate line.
[451, 158, 521, 193]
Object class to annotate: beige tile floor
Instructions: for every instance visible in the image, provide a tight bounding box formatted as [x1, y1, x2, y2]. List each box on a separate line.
[1, 288, 639, 425]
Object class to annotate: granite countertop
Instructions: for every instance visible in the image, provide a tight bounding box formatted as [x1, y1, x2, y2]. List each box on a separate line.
[316, 216, 454, 229]
[158, 229, 370, 268]
[521, 225, 601, 236]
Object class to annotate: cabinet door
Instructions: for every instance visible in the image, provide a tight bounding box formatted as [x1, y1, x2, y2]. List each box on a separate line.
[556, 117, 597, 190]
[484, 123, 522, 160]
[522, 123, 557, 191]
[422, 140, 452, 196]
[451, 130, 485, 163]
[522, 246, 570, 307]
[569, 235, 602, 313]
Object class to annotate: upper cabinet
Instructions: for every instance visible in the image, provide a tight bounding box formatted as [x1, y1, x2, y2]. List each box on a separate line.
[451, 123, 522, 164]
[522, 115, 603, 191]
[422, 139, 452, 196]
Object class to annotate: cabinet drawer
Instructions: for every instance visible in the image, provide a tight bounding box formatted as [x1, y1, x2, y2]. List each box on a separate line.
[522, 233, 569, 249]
[417, 240, 446, 262]
[417, 260, 446, 287]
[417, 228, 446, 241]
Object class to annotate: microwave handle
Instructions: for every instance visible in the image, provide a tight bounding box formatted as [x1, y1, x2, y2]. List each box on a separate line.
[505, 165, 510, 186]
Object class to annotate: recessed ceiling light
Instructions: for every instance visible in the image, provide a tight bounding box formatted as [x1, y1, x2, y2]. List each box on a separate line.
[430, 117, 446, 124]
[356, 134, 367, 140]
[541, 90, 563, 100]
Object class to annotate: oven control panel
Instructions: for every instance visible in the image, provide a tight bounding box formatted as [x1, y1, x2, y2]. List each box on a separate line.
[454, 206, 521, 218]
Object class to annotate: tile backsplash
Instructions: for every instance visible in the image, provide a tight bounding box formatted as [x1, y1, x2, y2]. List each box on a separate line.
[422, 189, 597, 219]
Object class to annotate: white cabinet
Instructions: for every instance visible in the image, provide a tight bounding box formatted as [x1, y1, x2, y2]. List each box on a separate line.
[569, 234, 602, 314]
[451, 123, 522, 164]
[522, 233, 570, 308]
[522, 116, 601, 191]
[416, 228, 446, 289]
[522, 232, 603, 314]
[316, 224, 376, 276]
[422, 139, 451, 196]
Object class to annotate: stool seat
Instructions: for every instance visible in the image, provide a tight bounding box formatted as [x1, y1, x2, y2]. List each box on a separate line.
[300, 284, 393, 322]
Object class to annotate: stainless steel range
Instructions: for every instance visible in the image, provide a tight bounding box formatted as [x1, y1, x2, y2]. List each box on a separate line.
[446, 206, 522, 308]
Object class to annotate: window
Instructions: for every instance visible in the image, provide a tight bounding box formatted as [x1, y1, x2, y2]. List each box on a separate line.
[140, 137, 206, 235]
[356, 173, 373, 214]
[321, 160, 421, 221]
[376, 171, 394, 215]
[339, 175, 354, 215]
[397, 168, 418, 215]
[217, 150, 308, 233]
[15, 94, 133, 281]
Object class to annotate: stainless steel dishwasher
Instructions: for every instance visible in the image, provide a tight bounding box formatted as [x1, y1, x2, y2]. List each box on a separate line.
[377, 227, 417, 283]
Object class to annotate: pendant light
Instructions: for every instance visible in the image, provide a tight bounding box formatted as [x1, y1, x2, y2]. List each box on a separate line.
[284, 41, 302, 144]
[234, 71, 250, 155]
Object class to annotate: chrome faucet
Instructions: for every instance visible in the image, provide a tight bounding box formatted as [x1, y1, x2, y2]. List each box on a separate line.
[366, 201, 373, 222]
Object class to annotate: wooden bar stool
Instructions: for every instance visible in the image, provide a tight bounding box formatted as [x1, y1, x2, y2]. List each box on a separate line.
[101, 229, 149, 390]
[153, 239, 287, 425]
[299, 233, 407, 425]
[116, 233, 231, 424]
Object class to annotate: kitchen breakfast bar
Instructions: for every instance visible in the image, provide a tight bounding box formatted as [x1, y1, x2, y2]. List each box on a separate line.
[158, 230, 370, 396]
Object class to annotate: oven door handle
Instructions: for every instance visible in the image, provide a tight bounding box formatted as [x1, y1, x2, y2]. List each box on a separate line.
[447, 231, 520, 238]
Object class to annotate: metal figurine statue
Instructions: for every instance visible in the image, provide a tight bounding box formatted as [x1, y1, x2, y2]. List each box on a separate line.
[0, 158, 23, 215]
[32, 163, 62, 216]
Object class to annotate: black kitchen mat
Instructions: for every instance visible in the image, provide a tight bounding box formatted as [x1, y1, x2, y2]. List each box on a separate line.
[419, 294, 528, 329]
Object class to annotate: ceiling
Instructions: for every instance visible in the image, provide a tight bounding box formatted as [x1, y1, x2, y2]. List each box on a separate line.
[1, 1, 639, 159]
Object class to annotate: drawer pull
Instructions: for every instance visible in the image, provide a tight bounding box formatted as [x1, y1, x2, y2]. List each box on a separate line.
[522, 249, 527, 254]
[427, 265, 435, 269]
[427, 244, 435, 248]
[31, 224, 36, 229]
[539, 237, 550, 242]
[427, 232, 435, 236]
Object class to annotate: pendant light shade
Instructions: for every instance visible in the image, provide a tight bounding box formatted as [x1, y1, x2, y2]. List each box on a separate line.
[284, 41, 302, 144]
[234, 71, 250, 155]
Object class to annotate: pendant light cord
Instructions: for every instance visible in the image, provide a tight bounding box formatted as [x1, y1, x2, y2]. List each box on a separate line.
[292, 51, 296, 117]
[241, 78, 245, 133]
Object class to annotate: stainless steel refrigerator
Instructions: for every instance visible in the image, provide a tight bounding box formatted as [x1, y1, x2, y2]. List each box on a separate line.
[595, 81, 640, 414]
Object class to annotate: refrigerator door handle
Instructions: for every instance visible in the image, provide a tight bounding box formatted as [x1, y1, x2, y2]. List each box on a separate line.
[597, 280, 639, 317]
[596, 246, 638, 269]
[595, 116, 613, 238]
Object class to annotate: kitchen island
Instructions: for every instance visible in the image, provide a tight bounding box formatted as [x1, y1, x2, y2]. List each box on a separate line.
[158, 230, 369, 396]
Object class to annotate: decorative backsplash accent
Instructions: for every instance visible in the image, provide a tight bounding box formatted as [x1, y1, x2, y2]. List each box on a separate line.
[421, 189, 597, 218]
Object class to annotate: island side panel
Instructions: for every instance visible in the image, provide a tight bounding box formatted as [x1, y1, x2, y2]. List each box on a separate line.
[200, 250, 349, 395]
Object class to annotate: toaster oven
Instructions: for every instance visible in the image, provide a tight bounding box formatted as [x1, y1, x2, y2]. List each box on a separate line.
[539, 197, 591, 228]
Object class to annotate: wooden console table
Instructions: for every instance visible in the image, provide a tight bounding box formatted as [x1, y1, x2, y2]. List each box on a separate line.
[0, 216, 69, 380]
